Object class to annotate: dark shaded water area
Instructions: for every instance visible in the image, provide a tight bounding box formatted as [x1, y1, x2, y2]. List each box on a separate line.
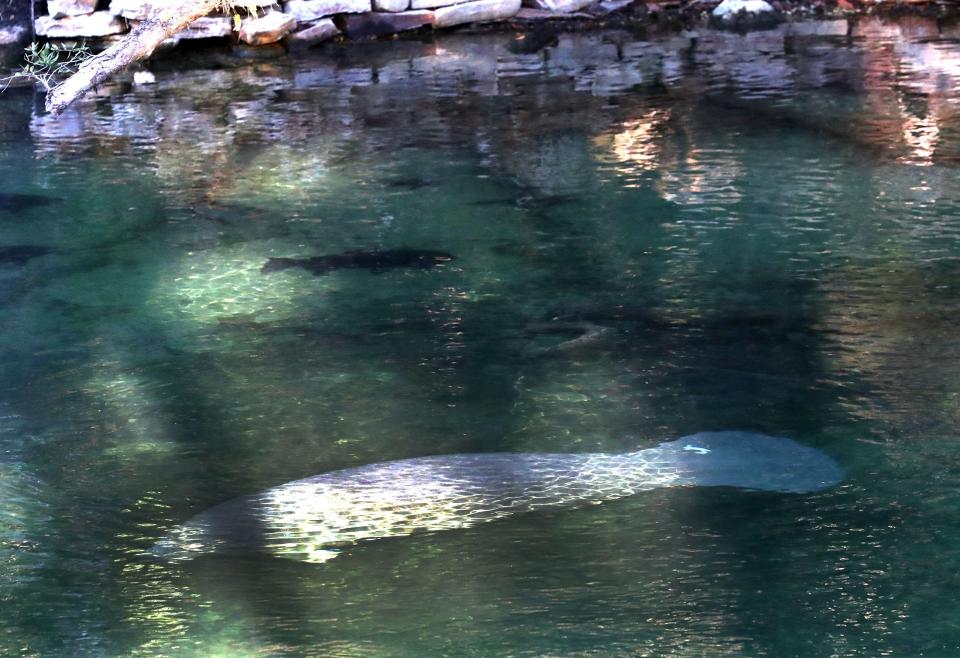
[3, 25, 960, 657]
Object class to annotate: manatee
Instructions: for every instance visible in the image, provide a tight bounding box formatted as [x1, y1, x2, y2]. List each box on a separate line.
[152, 431, 844, 564]
[261, 248, 456, 275]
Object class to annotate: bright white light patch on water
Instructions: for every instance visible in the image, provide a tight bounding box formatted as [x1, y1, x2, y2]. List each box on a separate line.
[147, 246, 338, 326]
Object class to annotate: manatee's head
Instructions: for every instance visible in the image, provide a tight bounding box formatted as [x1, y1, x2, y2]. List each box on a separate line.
[660, 431, 845, 493]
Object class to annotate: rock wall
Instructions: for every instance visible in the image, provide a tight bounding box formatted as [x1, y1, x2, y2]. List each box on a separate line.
[33, 0, 534, 45]
[22, 0, 960, 52]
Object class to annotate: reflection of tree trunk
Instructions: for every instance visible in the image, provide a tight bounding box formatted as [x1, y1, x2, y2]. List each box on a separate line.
[45, 0, 221, 116]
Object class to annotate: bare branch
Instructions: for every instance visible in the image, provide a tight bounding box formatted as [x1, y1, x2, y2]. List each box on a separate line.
[44, 0, 223, 116]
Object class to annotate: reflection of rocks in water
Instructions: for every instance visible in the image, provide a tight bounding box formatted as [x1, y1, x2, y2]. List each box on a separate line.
[488, 134, 594, 200]
[507, 24, 558, 55]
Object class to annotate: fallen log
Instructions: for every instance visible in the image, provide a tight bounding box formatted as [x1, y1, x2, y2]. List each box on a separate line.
[44, 0, 222, 116]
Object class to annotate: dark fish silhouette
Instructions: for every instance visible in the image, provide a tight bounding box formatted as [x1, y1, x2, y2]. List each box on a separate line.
[383, 176, 435, 191]
[0, 245, 53, 266]
[0, 193, 57, 212]
[261, 248, 456, 275]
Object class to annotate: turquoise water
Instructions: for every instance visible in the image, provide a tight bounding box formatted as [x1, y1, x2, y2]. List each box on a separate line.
[2, 27, 960, 656]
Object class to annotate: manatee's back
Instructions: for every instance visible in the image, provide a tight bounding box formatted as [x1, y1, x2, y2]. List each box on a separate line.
[156, 451, 675, 562]
[153, 432, 843, 563]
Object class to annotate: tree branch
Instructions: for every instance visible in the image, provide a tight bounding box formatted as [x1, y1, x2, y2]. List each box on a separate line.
[44, 0, 222, 116]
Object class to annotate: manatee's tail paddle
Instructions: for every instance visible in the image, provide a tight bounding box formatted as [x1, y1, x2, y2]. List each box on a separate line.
[151, 431, 844, 564]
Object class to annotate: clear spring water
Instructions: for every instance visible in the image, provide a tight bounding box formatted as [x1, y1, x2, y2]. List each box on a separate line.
[2, 26, 960, 657]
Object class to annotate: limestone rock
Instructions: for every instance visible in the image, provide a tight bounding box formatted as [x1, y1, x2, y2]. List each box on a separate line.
[47, 0, 98, 19]
[109, 0, 176, 20]
[239, 11, 297, 45]
[410, 0, 459, 9]
[0, 24, 29, 46]
[522, 0, 592, 13]
[432, 0, 520, 28]
[337, 10, 433, 39]
[133, 15, 231, 46]
[374, 0, 410, 11]
[179, 16, 232, 39]
[35, 11, 127, 38]
[112, 0, 275, 20]
[284, 0, 371, 22]
[287, 18, 340, 43]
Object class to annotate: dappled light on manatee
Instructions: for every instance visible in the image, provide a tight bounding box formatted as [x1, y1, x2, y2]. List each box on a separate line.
[152, 432, 844, 564]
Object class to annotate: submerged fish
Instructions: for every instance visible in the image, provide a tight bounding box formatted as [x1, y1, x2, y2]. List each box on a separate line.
[0, 193, 57, 212]
[152, 431, 844, 564]
[0, 245, 53, 266]
[261, 248, 456, 275]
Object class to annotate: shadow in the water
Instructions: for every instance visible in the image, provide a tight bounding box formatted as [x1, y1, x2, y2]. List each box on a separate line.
[0, 192, 59, 212]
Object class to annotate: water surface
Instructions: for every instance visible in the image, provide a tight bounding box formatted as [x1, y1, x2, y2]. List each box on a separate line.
[2, 25, 960, 657]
